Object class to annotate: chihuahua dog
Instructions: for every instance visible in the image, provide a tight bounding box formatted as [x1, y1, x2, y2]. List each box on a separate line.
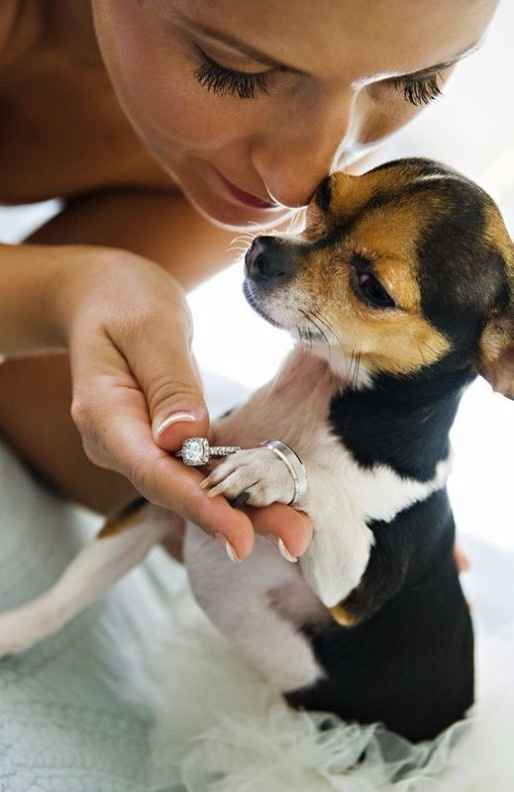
[1, 158, 512, 743]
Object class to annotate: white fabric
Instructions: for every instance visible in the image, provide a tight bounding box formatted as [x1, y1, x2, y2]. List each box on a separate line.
[0, 371, 513, 791]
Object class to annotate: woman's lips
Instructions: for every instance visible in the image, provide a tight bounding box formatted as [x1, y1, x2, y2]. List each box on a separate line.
[214, 169, 280, 210]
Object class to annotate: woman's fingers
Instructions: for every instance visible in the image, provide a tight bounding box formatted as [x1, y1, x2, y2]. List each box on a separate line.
[106, 284, 211, 453]
[69, 330, 255, 559]
[100, 406, 256, 559]
[246, 503, 314, 560]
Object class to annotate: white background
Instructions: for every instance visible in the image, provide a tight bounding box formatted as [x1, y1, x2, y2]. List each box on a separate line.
[0, 1, 512, 553]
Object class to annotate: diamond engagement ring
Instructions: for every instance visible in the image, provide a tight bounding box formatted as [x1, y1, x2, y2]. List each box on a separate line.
[175, 437, 242, 466]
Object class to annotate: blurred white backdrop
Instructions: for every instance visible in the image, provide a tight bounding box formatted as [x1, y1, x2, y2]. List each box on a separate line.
[0, 2, 512, 552]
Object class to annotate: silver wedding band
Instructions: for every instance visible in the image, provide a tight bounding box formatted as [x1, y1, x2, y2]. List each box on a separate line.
[260, 439, 307, 507]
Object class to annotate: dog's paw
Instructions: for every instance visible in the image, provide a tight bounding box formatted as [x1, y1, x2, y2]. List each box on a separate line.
[200, 447, 295, 507]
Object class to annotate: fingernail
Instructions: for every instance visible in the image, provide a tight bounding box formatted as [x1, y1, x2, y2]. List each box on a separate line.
[154, 412, 196, 438]
[199, 478, 210, 489]
[278, 538, 298, 564]
[214, 532, 240, 562]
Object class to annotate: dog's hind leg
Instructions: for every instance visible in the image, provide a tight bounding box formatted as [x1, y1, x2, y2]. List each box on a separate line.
[0, 499, 176, 657]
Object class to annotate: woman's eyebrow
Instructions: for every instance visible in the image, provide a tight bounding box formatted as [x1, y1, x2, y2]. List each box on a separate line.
[396, 41, 483, 80]
[175, 17, 306, 73]
[178, 14, 483, 79]
[361, 40, 484, 86]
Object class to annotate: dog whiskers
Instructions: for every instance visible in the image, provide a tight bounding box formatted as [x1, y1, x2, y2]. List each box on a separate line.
[228, 246, 250, 258]
[298, 307, 344, 376]
[297, 325, 314, 351]
[349, 352, 362, 389]
[229, 232, 258, 256]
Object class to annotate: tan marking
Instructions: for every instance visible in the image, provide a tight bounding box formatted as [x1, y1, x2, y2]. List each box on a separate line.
[329, 604, 357, 627]
[303, 204, 328, 241]
[328, 165, 419, 220]
[478, 319, 514, 398]
[302, 166, 418, 235]
[97, 497, 147, 539]
[477, 203, 514, 396]
[344, 197, 440, 311]
[480, 319, 511, 365]
[483, 203, 514, 278]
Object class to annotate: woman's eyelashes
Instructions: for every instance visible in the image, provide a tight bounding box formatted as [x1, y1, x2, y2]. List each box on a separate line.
[193, 49, 274, 99]
[390, 71, 444, 107]
[193, 49, 445, 107]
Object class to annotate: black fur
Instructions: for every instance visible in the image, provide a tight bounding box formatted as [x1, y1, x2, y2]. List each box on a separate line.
[287, 493, 474, 742]
[328, 364, 472, 481]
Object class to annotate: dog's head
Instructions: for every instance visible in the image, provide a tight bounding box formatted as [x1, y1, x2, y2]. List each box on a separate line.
[243, 158, 514, 397]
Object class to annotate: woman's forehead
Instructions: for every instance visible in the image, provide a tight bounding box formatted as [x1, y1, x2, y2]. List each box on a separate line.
[172, 0, 497, 80]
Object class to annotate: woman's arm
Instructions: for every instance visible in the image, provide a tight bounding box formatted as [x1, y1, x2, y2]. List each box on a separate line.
[0, 242, 69, 355]
[30, 187, 240, 292]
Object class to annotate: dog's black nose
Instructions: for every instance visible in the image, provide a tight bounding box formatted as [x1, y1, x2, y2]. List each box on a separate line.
[245, 236, 296, 285]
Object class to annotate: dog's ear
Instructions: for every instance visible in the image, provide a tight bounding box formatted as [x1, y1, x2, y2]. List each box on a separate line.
[477, 309, 514, 400]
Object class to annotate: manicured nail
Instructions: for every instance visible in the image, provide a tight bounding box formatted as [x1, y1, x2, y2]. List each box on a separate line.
[154, 412, 196, 438]
[214, 532, 240, 562]
[278, 538, 298, 564]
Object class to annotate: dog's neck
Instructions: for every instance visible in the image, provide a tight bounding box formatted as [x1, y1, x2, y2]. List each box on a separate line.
[326, 351, 476, 482]
[216, 344, 473, 484]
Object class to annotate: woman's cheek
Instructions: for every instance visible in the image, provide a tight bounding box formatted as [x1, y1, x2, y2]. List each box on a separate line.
[97, 5, 247, 154]
[130, 59, 249, 155]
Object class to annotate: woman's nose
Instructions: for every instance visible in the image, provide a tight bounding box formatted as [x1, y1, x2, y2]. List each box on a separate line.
[253, 89, 356, 208]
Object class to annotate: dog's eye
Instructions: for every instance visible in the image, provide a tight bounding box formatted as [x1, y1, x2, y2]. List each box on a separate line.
[350, 262, 396, 310]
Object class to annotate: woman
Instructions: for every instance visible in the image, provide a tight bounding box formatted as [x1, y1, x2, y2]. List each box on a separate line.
[0, 0, 497, 564]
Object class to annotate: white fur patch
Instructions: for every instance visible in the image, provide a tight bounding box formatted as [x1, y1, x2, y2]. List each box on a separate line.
[299, 426, 451, 607]
[413, 173, 470, 187]
[308, 341, 373, 390]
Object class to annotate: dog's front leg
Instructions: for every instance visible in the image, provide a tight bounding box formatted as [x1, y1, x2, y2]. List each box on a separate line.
[200, 445, 375, 606]
[298, 463, 374, 609]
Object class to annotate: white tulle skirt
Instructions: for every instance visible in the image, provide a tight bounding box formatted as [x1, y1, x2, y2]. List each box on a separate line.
[0, 371, 513, 791]
[141, 572, 514, 792]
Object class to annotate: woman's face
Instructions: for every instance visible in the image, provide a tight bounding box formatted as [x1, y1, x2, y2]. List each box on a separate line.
[92, 0, 498, 229]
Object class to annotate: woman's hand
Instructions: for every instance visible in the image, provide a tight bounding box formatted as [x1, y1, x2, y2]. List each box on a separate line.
[54, 246, 312, 561]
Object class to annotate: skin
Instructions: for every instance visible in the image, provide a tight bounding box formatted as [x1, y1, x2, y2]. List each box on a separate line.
[0, 0, 498, 563]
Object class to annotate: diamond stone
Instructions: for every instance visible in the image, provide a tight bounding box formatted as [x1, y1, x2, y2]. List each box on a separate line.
[181, 437, 209, 465]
